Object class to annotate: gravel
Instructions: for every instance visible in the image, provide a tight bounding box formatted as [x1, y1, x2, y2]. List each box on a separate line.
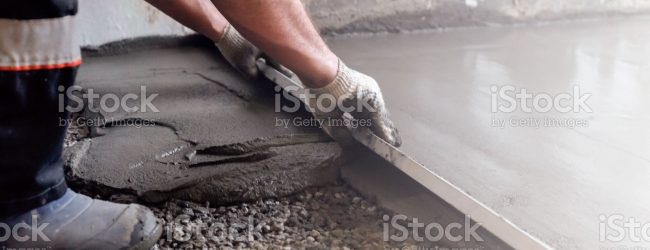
[72, 182, 419, 250]
[64, 115, 421, 249]
[148, 185, 416, 250]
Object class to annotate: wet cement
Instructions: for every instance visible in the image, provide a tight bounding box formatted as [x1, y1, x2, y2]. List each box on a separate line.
[328, 16, 650, 249]
[65, 46, 343, 204]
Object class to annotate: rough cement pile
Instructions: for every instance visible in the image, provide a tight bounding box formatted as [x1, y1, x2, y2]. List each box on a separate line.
[64, 116, 424, 249]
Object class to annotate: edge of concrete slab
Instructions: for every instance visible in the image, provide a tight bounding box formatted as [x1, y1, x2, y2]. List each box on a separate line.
[342, 146, 553, 250]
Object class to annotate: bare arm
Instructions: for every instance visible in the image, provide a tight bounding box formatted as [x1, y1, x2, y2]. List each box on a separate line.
[209, 0, 338, 88]
[146, 0, 337, 87]
[145, 0, 228, 42]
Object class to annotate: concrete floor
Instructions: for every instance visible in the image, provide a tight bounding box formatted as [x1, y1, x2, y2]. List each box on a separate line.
[328, 16, 650, 249]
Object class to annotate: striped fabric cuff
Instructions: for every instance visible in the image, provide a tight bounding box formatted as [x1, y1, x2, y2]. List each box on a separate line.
[0, 15, 81, 71]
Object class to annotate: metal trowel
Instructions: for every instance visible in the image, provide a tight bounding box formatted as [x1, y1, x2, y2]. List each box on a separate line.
[256, 58, 420, 164]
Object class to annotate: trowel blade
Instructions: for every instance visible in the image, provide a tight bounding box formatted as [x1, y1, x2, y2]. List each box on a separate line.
[257, 59, 425, 167]
[256, 59, 305, 97]
[256, 59, 400, 151]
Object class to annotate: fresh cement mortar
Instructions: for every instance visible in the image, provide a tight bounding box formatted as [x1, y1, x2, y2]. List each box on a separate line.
[63, 46, 344, 205]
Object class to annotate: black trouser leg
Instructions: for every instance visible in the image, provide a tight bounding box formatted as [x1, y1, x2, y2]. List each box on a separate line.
[0, 67, 78, 217]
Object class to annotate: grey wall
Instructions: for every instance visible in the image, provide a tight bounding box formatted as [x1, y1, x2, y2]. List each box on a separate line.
[79, 0, 650, 46]
[78, 0, 191, 47]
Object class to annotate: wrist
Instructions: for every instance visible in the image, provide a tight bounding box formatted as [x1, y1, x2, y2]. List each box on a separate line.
[301, 53, 339, 88]
[216, 23, 233, 44]
[309, 59, 356, 99]
[215, 24, 248, 52]
[212, 23, 228, 43]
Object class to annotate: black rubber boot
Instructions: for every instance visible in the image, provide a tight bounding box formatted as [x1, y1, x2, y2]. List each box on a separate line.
[0, 189, 162, 250]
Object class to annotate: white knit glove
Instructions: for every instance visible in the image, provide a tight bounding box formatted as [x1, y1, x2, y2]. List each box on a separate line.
[215, 24, 264, 78]
[216, 24, 291, 78]
[308, 60, 402, 147]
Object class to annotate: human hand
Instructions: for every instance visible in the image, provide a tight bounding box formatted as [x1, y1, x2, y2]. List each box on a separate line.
[307, 60, 402, 147]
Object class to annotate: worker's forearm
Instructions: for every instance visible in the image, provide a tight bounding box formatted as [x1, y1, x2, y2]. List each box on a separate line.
[210, 0, 338, 88]
[146, 0, 228, 42]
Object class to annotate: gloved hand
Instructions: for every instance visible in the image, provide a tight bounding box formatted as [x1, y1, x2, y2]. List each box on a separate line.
[307, 60, 402, 147]
[216, 24, 292, 78]
[215, 24, 261, 78]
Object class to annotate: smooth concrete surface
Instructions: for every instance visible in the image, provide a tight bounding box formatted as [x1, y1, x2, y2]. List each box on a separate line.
[328, 16, 650, 249]
[78, 0, 650, 46]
